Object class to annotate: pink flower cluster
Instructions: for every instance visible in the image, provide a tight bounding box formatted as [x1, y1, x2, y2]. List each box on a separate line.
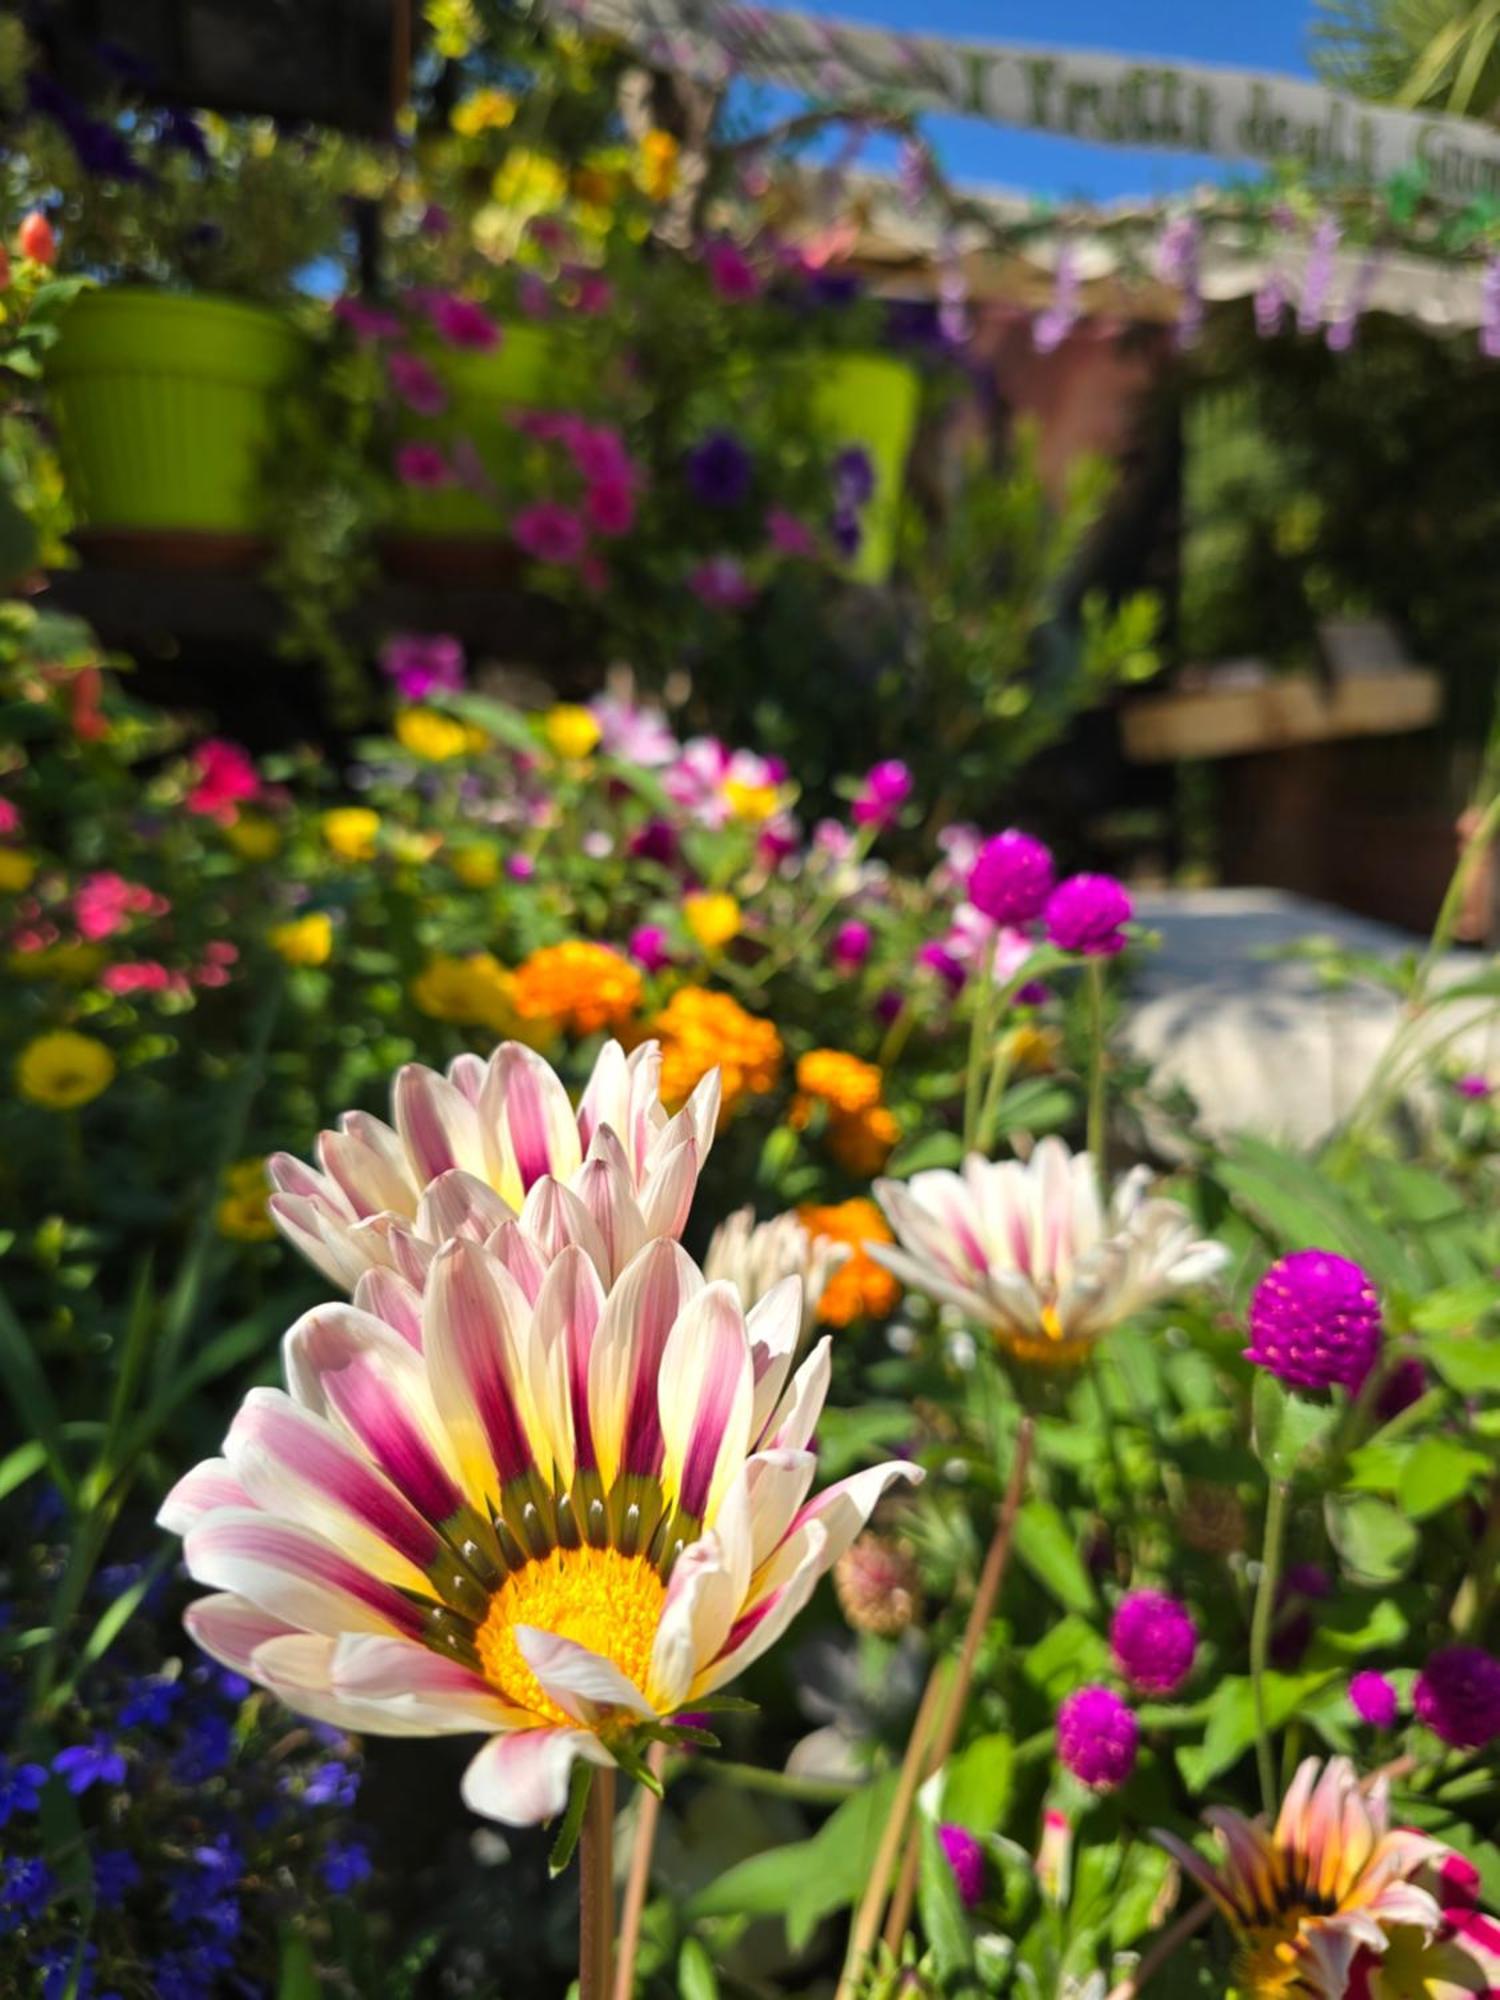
[185, 740, 260, 821]
[73, 872, 169, 942]
[510, 414, 645, 587]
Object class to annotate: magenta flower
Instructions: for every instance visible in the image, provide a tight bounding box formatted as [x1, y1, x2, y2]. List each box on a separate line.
[1110, 1590, 1197, 1696]
[186, 739, 260, 819]
[387, 351, 448, 416]
[1044, 874, 1132, 956]
[427, 293, 499, 350]
[628, 924, 672, 972]
[0, 798, 20, 837]
[1414, 1647, 1500, 1750]
[513, 503, 587, 566]
[74, 872, 167, 942]
[380, 633, 465, 701]
[852, 760, 913, 830]
[939, 1823, 984, 1908]
[766, 508, 819, 559]
[395, 442, 452, 488]
[831, 920, 872, 972]
[101, 961, 176, 996]
[1349, 1670, 1399, 1729]
[1454, 1072, 1491, 1100]
[917, 941, 967, 993]
[506, 854, 536, 881]
[585, 479, 636, 538]
[1244, 1249, 1381, 1393]
[968, 829, 1055, 925]
[333, 295, 403, 343]
[704, 236, 760, 301]
[1057, 1685, 1137, 1790]
[688, 557, 757, 610]
[566, 423, 634, 487]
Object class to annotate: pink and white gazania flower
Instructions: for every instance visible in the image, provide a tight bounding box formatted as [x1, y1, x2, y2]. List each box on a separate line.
[1156, 1758, 1465, 1998]
[704, 1205, 850, 1341]
[872, 1137, 1226, 1366]
[1351, 1852, 1500, 1998]
[160, 1234, 920, 1825]
[267, 1040, 718, 1292]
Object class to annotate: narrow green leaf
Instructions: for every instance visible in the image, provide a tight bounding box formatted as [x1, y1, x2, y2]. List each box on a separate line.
[917, 1813, 975, 1975]
[1014, 1500, 1097, 1612]
[677, 1936, 720, 2000]
[548, 1761, 594, 1877]
[0, 1281, 75, 1504]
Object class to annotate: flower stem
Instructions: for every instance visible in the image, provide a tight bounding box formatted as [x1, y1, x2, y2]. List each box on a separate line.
[1085, 958, 1109, 1182]
[962, 949, 1000, 1153]
[579, 1765, 616, 2000]
[612, 1744, 665, 2000]
[1103, 1899, 1213, 2000]
[879, 1413, 1036, 1955]
[1250, 1478, 1290, 1817]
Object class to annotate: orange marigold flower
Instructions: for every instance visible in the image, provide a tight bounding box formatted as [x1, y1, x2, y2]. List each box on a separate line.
[798, 1198, 900, 1326]
[795, 1048, 884, 1117]
[652, 985, 782, 1119]
[827, 1102, 900, 1177]
[511, 941, 642, 1038]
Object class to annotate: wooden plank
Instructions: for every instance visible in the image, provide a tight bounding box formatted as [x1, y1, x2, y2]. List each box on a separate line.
[1120, 668, 1442, 763]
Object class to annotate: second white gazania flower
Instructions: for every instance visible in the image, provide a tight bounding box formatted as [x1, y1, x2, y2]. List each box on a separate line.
[872, 1137, 1227, 1365]
[161, 1231, 920, 1825]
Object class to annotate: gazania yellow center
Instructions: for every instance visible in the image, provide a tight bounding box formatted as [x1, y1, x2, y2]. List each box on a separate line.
[475, 1546, 666, 1729]
[1237, 1921, 1316, 1996]
[1002, 1301, 1093, 1369]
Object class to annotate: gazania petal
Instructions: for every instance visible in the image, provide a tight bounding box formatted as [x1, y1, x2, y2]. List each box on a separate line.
[184, 1510, 428, 1640]
[589, 1239, 703, 1490]
[461, 1727, 613, 1828]
[692, 1519, 830, 1697]
[424, 1238, 549, 1500]
[480, 1044, 583, 1207]
[514, 1627, 657, 1722]
[659, 1282, 753, 1526]
[158, 1458, 253, 1535]
[394, 1062, 486, 1185]
[416, 1168, 515, 1248]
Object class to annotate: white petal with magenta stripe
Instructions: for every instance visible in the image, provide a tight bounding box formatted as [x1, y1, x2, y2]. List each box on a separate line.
[658, 1282, 753, 1527]
[589, 1238, 703, 1491]
[158, 1458, 254, 1536]
[184, 1510, 429, 1641]
[461, 1726, 613, 1828]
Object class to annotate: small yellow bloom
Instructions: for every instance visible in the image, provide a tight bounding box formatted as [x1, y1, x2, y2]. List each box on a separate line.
[217, 1161, 275, 1241]
[491, 148, 567, 216]
[512, 941, 641, 1037]
[1003, 1022, 1062, 1075]
[8, 942, 104, 984]
[16, 1029, 116, 1109]
[542, 704, 602, 762]
[636, 128, 680, 201]
[451, 87, 516, 137]
[321, 807, 381, 863]
[683, 893, 742, 952]
[223, 815, 281, 861]
[0, 848, 37, 893]
[225, 1157, 271, 1197]
[798, 1200, 900, 1326]
[411, 952, 533, 1039]
[268, 912, 333, 967]
[449, 843, 501, 888]
[721, 779, 780, 824]
[395, 708, 486, 763]
[389, 828, 444, 866]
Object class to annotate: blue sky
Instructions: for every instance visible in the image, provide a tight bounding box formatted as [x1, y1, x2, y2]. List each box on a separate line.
[736, 0, 1320, 200]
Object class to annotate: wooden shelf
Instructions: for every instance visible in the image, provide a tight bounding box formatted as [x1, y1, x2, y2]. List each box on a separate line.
[1120, 668, 1442, 764]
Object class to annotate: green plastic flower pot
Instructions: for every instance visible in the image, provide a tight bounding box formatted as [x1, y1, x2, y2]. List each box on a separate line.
[393, 323, 577, 540]
[808, 352, 920, 585]
[45, 288, 309, 539]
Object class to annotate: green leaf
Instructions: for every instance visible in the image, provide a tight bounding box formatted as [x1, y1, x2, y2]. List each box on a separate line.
[1325, 1492, 1420, 1584]
[0, 1440, 48, 1504]
[548, 1761, 594, 1877]
[447, 691, 542, 754]
[940, 1732, 1015, 1834]
[1252, 1376, 1337, 1482]
[0, 1281, 75, 1505]
[1425, 1333, 1500, 1395]
[812, 1404, 917, 1482]
[1409, 1279, 1499, 1336]
[1178, 1671, 1338, 1791]
[1022, 1614, 1110, 1698]
[1217, 1139, 1417, 1291]
[887, 1130, 965, 1177]
[677, 1936, 720, 2000]
[1111, 1843, 1174, 1950]
[917, 1814, 975, 1976]
[277, 1929, 322, 2000]
[1014, 1500, 1097, 1613]
[1397, 1437, 1489, 1519]
[1304, 1595, 1408, 1664]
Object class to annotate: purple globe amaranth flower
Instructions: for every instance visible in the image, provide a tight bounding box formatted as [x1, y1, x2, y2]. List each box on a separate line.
[968, 829, 1055, 926]
[1414, 1646, 1500, 1750]
[853, 760, 913, 830]
[628, 924, 672, 973]
[938, 1822, 984, 1908]
[1349, 1670, 1399, 1730]
[1045, 874, 1132, 956]
[1244, 1249, 1382, 1393]
[506, 853, 536, 882]
[918, 941, 967, 993]
[686, 430, 754, 507]
[1454, 1072, 1492, 1100]
[1109, 1590, 1197, 1696]
[380, 632, 465, 701]
[831, 919, 873, 972]
[1377, 1356, 1428, 1422]
[1056, 1685, 1138, 1790]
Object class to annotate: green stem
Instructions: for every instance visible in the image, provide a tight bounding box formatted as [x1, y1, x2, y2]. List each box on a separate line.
[698, 1759, 857, 1804]
[579, 1765, 616, 2000]
[1086, 958, 1109, 1182]
[1250, 1479, 1290, 1817]
[962, 948, 1000, 1154]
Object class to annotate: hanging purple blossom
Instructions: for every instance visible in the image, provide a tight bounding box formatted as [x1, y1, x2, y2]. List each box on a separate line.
[937, 230, 969, 346]
[1255, 271, 1291, 340]
[1325, 253, 1382, 352]
[1033, 247, 1080, 354]
[1155, 216, 1203, 349]
[1298, 217, 1342, 336]
[898, 136, 932, 214]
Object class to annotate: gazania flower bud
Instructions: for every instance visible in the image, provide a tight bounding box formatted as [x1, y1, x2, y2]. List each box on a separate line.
[18, 210, 57, 266]
[1244, 1249, 1381, 1393]
[832, 1532, 921, 1636]
[1056, 1685, 1137, 1790]
[1109, 1590, 1197, 1696]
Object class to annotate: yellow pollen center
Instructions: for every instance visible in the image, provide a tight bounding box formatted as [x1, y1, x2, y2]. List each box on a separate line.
[1040, 1303, 1066, 1341]
[475, 1546, 666, 1728]
[1001, 1301, 1093, 1369]
[1238, 1919, 1316, 1996]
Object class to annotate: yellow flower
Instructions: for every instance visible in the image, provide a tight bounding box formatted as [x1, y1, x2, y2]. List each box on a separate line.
[8, 942, 104, 984]
[451, 87, 516, 137]
[721, 778, 781, 824]
[268, 912, 333, 967]
[542, 704, 602, 761]
[683, 893, 741, 952]
[216, 1160, 275, 1242]
[0, 848, 37, 893]
[1003, 1023, 1062, 1075]
[798, 1200, 900, 1326]
[795, 1048, 885, 1118]
[827, 1102, 900, 1178]
[222, 815, 281, 861]
[16, 1029, 116, 1109]
[491, 148, 567, 216]
[571, 163, 623, 208]
[637, 128, 680, 200]
[511, 941, 641, 1037]
[395, 708, 486, 763]
[448, 843, 500, 888]
[389, 828, 444, 866]
[651, 986, 782, 1120]
[410, 952, 541, 1042]
[321, 807, 381, 863]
